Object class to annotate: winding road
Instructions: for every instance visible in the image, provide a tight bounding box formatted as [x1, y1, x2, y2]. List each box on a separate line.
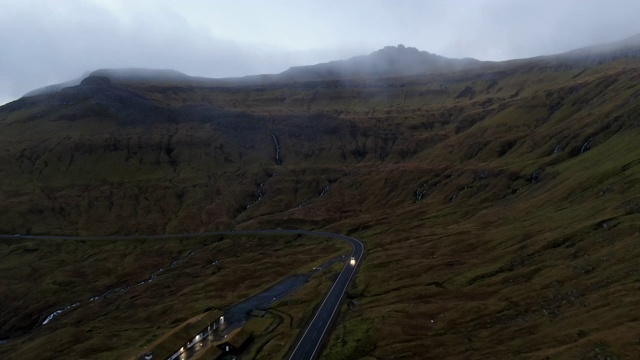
[2, 229, 364, 359]
[287, 231, 364, 360]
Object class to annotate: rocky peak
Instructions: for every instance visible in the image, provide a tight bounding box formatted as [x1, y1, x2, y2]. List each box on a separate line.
[80, 76, 112, 87]
[377, 44, 424, 55]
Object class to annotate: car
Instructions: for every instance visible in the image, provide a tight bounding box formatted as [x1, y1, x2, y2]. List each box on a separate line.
[14, 234, 21, 237]
[349, 256, 356, 266]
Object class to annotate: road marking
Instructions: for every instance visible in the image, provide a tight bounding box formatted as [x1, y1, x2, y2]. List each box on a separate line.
[289, 236, 364, 359]
[308, 237, 364, 360]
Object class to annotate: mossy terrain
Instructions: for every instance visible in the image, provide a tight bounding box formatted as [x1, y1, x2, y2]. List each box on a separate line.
[0, 234, 348, 359]
[1, 44, 640, 358]
[238, 261, 344, 359]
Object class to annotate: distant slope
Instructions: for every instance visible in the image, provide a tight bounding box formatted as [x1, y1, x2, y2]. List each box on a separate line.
[8, 76, 169, 125]
[89, 68, 192, 83]
[22, 77, 84, 97]
[492, 32, 640, 71]
[22, 34, 640, 98]
[21, 68, 224, 98]
[562, 32, 640, 57]
[19, 45, 485, 98]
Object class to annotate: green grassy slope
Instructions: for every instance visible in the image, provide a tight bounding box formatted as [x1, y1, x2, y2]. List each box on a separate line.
[1, 48, 640, 358]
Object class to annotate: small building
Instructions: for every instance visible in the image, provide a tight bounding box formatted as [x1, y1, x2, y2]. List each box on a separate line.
[216, 328, 252, 354]
[139, 310, 223, 360]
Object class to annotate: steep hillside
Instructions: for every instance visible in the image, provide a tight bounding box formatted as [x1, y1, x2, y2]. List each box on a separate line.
[2, 41, 640, 358]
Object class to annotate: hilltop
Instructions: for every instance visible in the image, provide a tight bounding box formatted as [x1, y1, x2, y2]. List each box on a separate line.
[277, 44, 484, 80]
[2, 36, 640, 359]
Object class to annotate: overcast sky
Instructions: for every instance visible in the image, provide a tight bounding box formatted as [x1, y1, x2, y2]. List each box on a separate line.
[1, 0, 640, 105]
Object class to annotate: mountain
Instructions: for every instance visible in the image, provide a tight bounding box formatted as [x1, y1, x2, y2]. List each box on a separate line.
[2, 37, 640, 359]
[278, 44, 484, 80]
[88, 68, 193, 83]
[562, 32, 640, 57]
[21, 68, 224, 98]
[21, 45, 482, 97]
[22, 77, 85, 97]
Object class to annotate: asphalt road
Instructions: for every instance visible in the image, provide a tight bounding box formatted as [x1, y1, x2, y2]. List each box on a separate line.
[287, 232, 364, 360]
[2, 229, 364, 359]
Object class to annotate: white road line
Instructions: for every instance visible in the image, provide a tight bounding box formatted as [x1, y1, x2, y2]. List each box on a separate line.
[308, 238, 364, 359]
[288, 241, 355, 359]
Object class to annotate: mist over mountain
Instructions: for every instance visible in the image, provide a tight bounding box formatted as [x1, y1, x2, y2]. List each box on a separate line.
[21, 35, 640, 100]
[278, 44, 484, 80]
[564, 32, 640, 55]
[20, 44, 485, 98]
[22, 68, 213, 98]
[89, 68, 192, 83]
[22, 78, 85, 98]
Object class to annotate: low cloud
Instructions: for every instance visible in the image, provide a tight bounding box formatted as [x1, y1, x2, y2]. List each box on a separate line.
[0, 0, 365, 104]
[1, 0, 639, 105]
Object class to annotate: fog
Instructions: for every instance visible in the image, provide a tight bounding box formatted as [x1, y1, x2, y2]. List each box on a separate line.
[1, 0, 639, 105]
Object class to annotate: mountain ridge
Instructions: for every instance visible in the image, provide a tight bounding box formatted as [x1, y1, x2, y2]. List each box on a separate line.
[276, 44, 485, 81]
[18, 33, 640, 100]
